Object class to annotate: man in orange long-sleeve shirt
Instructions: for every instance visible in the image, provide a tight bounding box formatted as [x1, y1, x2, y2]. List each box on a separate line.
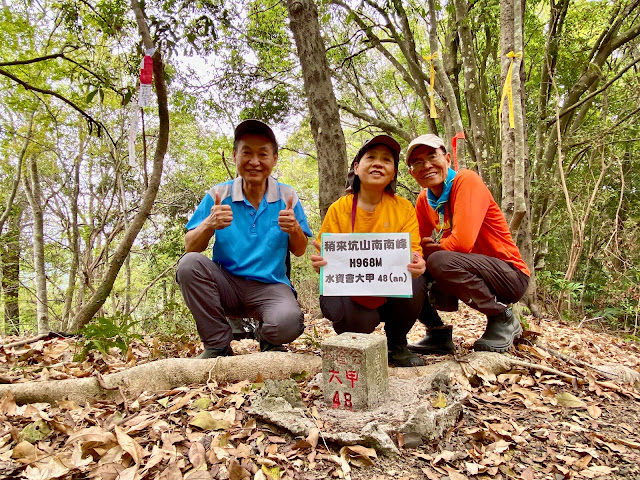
[406, 134, 530, 353]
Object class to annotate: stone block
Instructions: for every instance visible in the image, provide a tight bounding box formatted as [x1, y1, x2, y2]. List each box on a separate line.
[321, 333, 389, 411]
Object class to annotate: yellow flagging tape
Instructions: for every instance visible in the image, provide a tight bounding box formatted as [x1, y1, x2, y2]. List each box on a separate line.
[499, 51, 523, 137]
[423, 53, 439, 119]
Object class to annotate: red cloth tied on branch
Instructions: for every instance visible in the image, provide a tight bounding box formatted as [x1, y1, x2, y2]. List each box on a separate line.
[140, 55, 153, 85]
[451, 132, 465, 171]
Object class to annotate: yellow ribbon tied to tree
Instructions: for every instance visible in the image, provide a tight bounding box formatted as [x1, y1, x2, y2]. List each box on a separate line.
[423, 53, 439, 119]
[499, 51, 523, 136]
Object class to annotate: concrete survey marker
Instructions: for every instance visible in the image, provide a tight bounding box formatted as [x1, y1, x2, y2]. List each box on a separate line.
[321, 332, 389, 411]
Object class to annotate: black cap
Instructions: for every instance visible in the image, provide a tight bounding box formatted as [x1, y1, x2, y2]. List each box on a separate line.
[233, 119, 278, 149]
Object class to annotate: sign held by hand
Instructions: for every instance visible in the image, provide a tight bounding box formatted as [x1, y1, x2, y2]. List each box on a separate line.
[320, 232, 412, 297]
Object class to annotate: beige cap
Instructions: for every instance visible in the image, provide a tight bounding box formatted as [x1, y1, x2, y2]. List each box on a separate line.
[406, 134, 446, 164]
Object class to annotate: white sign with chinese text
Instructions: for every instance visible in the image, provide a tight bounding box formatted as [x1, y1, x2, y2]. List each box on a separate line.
[320, 232, 413, 297]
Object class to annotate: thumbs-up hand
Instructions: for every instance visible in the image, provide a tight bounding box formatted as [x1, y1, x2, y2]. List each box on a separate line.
[278, 193, 300, 234]
[207, 191, 233, 230]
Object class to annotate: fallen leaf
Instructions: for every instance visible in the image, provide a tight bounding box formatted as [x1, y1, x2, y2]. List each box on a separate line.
[114, 426, 144, 465]
[115, 465, 138, 480]
[11, 441, 41, 463]
[261, 464, 282, 480]
[431, 391, 447, 409]
[228, 459, 251, 479]
[586, 404, 602, 418]
[556, 391, 586, 408]
[19, 419, 51, 443]
[192, 397, 212, 411]
[24, 457, 71, 480]
[340, 445, 375, 466]
[188, 441, 207, 469]
[189, 411, 230, 431]
[306, 427, 319, 449]
[443, 465, 469, 480]
[521, 466, 535, 480]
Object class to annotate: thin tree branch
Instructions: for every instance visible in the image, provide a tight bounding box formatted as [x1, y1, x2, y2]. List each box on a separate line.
[0, 67, 115, 145]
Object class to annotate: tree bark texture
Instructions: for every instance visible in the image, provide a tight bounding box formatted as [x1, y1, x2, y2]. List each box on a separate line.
[23, 155, 50, 334]
[0, 353, 323, 405]
[68, 0, 169, 331]
[1, 208, 22, 335]
[427, 0, 466, 168]
[61, 137, 83, 331]
[287, 0, 347, 219]
[452, 0, 492, 184]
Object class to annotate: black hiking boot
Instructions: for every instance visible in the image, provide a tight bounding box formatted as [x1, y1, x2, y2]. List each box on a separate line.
[195, 345, 233, 359]
[259, 339, 288, 352]
[407, 325, 455, 355]
[473, 307, 522, 353]
[388, 345, 424, 367]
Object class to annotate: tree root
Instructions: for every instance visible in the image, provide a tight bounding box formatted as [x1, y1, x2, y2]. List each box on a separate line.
[0, 353, 322, 405]
[1, 350, 634, 406]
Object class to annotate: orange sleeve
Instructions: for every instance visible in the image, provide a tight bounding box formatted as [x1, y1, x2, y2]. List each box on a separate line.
[440, 171, 491, 253]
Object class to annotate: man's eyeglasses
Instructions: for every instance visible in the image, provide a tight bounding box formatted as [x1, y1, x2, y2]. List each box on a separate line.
[408, 152, 443, 171]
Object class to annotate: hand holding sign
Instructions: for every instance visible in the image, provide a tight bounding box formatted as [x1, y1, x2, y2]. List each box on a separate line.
[207, 192, 233, 230]
[310, 239, 327, 273]
[407, 251, 426, 278]
[278, 194, 300, 235]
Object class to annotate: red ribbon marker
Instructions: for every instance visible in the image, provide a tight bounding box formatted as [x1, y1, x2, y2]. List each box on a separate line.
[140, 55, 153, 85]
[451, 132, 465, 171]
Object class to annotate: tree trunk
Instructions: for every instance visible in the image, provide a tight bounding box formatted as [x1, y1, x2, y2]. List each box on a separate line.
[499, 0, 538, 315]
[23, 154, 50, 334]
[427, 0, 466, 168]
[452, 0, 491, 181]
[61, 137, 83, 331]
[1, 207, 23, 335]
[287, 0, 348, 219]
[68, 0, 169, 331]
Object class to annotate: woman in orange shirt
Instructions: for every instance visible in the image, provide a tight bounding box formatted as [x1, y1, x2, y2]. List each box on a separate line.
[406, 134, 530, 354]
[311, 135, 426, 367]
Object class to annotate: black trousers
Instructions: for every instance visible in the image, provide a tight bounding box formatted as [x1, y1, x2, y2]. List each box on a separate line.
[423, 250, 529, 319]
[319, 275, 426, 347]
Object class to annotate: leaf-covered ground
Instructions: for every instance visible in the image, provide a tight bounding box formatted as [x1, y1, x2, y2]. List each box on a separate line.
[1, 305, 639, 480]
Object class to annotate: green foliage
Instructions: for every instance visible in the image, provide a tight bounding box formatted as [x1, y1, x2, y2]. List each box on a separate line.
[538, 271, 584, 303]
[300, 326, 322, 349]
[75, 315, 142, 360]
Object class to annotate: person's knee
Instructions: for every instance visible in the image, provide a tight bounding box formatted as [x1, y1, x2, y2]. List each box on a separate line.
[261, 303, 304, 344]
[176, 252, 207, 284]
[426, 251, 452, 280]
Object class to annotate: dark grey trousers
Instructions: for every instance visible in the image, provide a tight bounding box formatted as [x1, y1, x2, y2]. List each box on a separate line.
[319, 275, 426, 347]
[176, 252, 304, 349]
[425, 250, 530, 318]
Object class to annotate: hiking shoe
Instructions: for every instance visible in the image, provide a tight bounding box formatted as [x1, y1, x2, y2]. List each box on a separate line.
[194, 345, 233, 359]
[407, 325, 455, 355]
[388, 345, 424, 367]
[473, 307, 522, 352]
[259, 339, 287, 352]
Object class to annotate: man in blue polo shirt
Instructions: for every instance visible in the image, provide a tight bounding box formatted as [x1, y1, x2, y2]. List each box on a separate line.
[176, 120, 313, 358]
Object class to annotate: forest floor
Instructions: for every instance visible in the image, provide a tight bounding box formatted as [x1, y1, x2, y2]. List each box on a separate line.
[1, 305, 640, 480]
